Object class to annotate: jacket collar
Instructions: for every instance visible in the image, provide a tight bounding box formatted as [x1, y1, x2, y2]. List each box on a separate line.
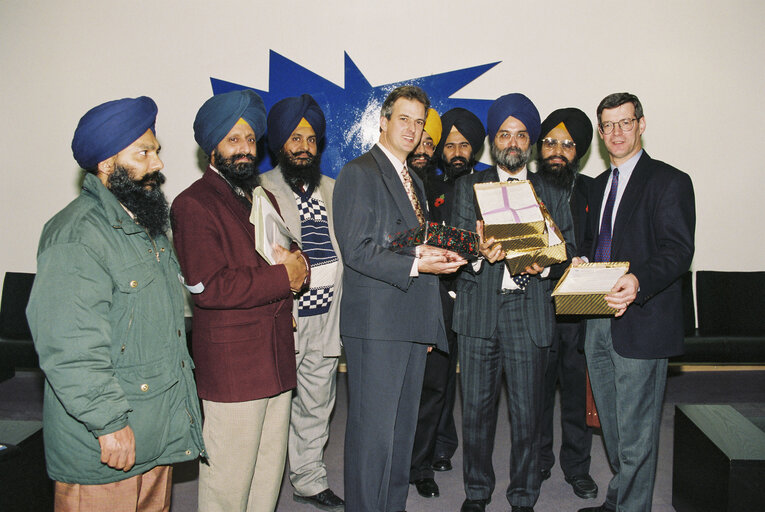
[81, 172, 146, 235]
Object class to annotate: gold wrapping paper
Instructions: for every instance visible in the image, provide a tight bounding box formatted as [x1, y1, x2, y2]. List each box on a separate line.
[551, 262, 630, 315]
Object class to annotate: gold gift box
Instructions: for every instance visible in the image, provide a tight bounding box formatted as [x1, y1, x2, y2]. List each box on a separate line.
[503, 202, 567, 275]
[552, 262, 630, 316]
[474, 180, 546, 242]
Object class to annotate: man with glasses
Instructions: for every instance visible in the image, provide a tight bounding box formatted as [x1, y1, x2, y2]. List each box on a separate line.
[536, 108, 598, 500]
[576, 92, 695, 512]
[451, 94, 575, 512]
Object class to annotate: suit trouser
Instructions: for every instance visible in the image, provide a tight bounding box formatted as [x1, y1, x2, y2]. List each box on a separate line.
[343, 336, 427, 512]
[54, 465, 172, 512]
[459, 294, 547, 508]
[289, 313, 340, 496]
[540, 320, 593, 477]
[198, 392, 291, 512]
[410, 293, 458, 481]
[585, 318, 667, 512]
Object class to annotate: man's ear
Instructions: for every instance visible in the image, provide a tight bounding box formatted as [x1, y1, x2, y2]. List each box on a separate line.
[95, 157, 116, 186]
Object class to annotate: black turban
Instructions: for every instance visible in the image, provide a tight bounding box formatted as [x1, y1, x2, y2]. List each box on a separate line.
[194, 89, 266, 155]
[538, 107, 594, 160]
[266, 94, 326, 154]
[71, 96, 157, 169]
[435, 108, 486, 157]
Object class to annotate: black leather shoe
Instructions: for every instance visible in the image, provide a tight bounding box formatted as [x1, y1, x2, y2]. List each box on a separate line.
[540, 468, 551, 481]
[565, 473, 598, 499]
[293, 488, 345, 511]
[412, 477, 439, 498]
[460, 498, 489, 512]
[577, 504, 614, 512]
[511, 507, 534, 512]
[432, 457, 452, 471]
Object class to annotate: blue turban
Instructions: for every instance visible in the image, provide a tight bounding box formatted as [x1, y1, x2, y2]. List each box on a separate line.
[487, 93, 541, 144]
[71, 96, 157, 170]
[193, 89, 266, 155]
[266, 94, 326, 154]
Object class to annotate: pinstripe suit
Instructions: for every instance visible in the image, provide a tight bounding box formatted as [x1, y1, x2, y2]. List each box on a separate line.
[451, 167, 574, 507]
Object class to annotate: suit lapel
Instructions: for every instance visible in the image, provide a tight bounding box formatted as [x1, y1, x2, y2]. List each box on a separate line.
[370, 145, 420, 227]
[266, 169, 302, 243]
[612, 152, 651, 254]
[204, 168, 256, 243]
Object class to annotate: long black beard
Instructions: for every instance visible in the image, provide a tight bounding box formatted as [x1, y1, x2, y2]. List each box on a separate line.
[278, 150, 322, 192]
[213, 150, 260, 194]
[441, 155, 475, 181]
[407, 152, 436, 183]
[491, 143, 531, 173]
[107, 166, 169, 238]
[538, 157, 579, 189]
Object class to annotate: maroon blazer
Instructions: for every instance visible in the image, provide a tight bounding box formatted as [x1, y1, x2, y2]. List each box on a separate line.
[171, 168, 297, 402]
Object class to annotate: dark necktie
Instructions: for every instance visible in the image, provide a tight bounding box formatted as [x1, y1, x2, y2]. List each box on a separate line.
[594, 168, 619, 262]
[507, 176, 530, 290]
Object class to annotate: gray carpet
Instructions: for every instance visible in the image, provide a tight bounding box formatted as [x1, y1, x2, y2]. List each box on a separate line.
[2, 368, 764, 511]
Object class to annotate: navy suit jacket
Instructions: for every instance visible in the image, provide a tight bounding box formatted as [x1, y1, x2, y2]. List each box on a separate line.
[332, 145, 447, 351]
[582, 151, 695, 359]
[450, 167, 575, 346]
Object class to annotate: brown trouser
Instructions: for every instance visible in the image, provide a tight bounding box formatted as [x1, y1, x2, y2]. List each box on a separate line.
[54, 465, 172, 512]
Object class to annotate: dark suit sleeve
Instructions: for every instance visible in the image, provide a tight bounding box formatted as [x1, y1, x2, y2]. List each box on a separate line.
[171, 195, 293, 310]
[333, 159, 416, 290]
[631, 172, 695, 305]
[546, 183, 576, 280]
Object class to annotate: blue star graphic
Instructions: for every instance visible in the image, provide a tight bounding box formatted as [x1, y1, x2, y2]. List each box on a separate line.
[210, 50, 498, 178]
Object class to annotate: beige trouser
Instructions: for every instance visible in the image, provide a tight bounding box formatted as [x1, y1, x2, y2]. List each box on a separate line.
[198, 391, 292, 512]
[55, 465, 172, 512]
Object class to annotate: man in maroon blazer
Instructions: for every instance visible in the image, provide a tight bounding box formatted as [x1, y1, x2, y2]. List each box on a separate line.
[171, 89, 308, 512]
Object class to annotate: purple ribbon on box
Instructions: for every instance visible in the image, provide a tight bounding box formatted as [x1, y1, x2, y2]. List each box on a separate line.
[483, 185, 539, 222]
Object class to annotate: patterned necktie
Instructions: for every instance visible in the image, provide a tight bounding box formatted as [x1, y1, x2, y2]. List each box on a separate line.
[507, 176, 530, 290]
[594, 168, 619, 262]
[401, 165, 425, 225]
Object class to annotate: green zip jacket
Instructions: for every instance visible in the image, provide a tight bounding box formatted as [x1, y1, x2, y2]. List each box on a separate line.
[26, 173, 205, 484]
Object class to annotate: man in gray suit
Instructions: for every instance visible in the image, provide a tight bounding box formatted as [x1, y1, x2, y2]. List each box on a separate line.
[333, 85, 466, 512]
[260, 94, 344, 511]
[451, 93, 575, 512]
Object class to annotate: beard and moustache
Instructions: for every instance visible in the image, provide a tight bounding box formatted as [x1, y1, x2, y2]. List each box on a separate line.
[278, 148, 322, 192]
[407, 151, 436, 182]
[491, 143, 532, 173]
[213, 149, 260, 199]
[441, 154, 475, 181]
[538, 155, 580, 189]
[107, 165, 169, 238]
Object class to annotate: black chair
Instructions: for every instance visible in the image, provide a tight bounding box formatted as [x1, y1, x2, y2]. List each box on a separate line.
[0, 272, 38, 382]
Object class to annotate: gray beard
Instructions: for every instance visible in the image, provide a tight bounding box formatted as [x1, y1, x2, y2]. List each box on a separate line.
[491, 143, 531, 173]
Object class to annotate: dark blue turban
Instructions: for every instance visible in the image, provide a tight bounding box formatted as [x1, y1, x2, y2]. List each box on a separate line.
[487, 93, 541, 144]
[266, 94, 326, 154]
[71, 96, 157, 170]
[193, 89, 266, 155]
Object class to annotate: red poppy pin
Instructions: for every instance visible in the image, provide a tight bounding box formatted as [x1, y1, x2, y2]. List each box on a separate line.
[434, 195, 445, 207]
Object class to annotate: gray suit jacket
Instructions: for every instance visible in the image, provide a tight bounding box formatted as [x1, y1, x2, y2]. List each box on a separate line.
[450, 167, 575, 346]
[259, 166, 343, 357]
[332, 145, 447, 351]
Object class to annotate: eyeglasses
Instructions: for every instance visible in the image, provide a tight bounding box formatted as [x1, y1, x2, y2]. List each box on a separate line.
[497, 131, 529, 142]
[541, 138, 576, 150]
[599, 118, 637, 134]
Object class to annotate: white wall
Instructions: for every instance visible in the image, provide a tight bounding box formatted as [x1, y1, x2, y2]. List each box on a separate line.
[2, 0, 763, 276]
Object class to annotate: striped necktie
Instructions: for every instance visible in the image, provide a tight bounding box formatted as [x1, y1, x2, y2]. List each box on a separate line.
[594, 168, 619, 262]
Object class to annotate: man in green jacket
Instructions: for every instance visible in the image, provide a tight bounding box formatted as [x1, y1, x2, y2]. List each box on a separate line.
[26, 96, 205, 511]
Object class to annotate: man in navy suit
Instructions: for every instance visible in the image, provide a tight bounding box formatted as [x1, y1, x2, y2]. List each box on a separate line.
[536, 108, 598, 500]
[576, 92, 695, 512]
[451, 93, 575, 512]
[333, 85, 466, 512]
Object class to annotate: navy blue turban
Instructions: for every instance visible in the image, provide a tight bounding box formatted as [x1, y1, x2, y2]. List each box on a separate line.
[487, 93, 541, 144]
[266, 94, 326, 154]
[435, 107, 486, 158]
[193, 89, 266, 155]
[538, 107, 594, 160]
[71, 96, 157, 170]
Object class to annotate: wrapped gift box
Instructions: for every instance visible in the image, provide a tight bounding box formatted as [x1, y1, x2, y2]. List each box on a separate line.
[474, 180, 546, 242]
[503, 201, 568, 275]
[551, 262, 630, 315]
[388, 222, 480, 259]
